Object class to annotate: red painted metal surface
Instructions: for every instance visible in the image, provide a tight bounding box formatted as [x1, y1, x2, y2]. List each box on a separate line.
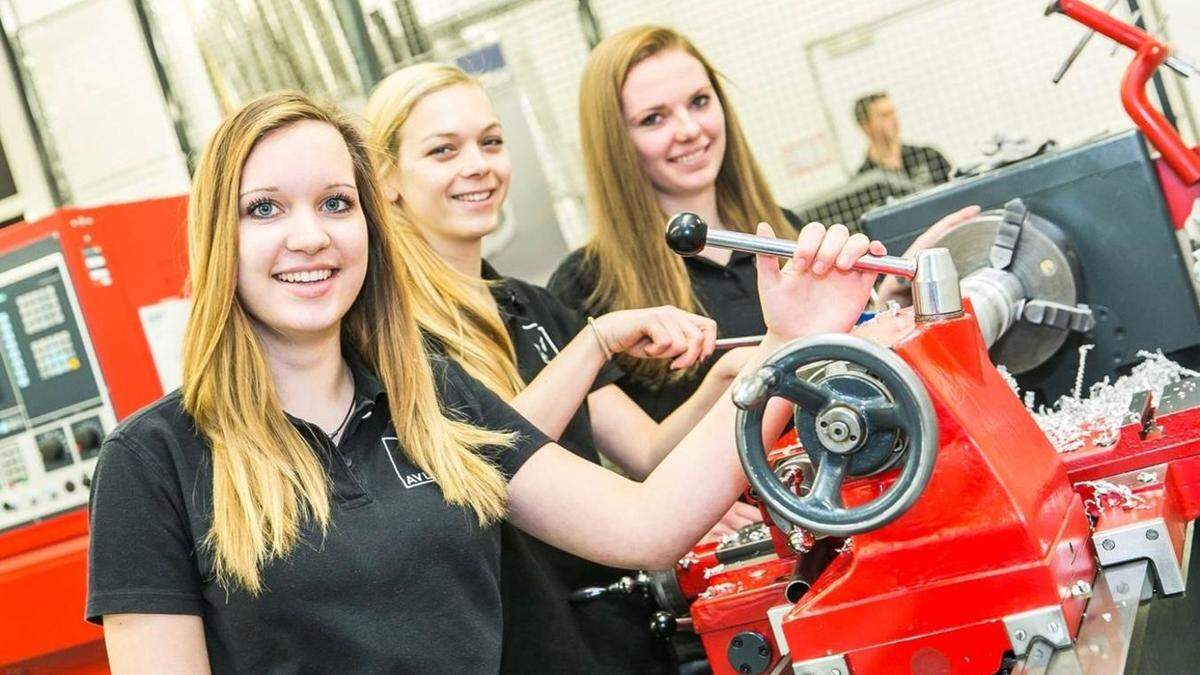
[1156, 158, 1200, 231]
[0, 197, 189, 673]
[1058, 0, 1200, 185]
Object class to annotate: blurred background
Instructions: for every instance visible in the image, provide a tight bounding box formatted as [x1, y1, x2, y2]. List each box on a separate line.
[0, 0, 1197, 281]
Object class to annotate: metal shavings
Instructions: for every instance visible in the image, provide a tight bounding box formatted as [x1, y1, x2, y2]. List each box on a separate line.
[743, 523, 770, 542]
[1102, 612, 1112, 622]
[837, 537, 853, 553]
[698, 582, 742, 600]
[678, 551, 699, 569]
[703, 564, 727, 580]
[720, 531, 740, 546]
[1077, 479, 1149, 512]
[1073, 344, 1095, 400]
[1029, 349, 1199, 454]
[1024, 390, 1036, 412]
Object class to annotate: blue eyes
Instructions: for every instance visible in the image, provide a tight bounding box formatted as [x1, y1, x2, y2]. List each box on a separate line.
[322, 195, 351, 212]
[638, 94, 712, 127]
[427, 137, 504, 158]
[640, 113, 663, 127]
[248, 199, 278, 218]
[245, 194, 354, 219]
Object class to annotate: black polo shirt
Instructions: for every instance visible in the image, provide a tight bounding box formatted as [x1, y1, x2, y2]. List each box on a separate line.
[85, 353, 551, 674]
[483, 260, 672, 675]
[546, 210, 801, 422]
[857, 143, 952, 188]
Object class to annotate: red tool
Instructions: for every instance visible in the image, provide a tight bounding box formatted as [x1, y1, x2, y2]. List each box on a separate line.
[1049, 0, 1200, 185]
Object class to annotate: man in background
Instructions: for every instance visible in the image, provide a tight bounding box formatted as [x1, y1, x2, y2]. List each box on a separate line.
[854, 92, 952, 188]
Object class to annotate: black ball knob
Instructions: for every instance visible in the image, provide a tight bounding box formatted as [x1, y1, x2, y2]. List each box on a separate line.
[665, 212, 708, 256]
[649, 611, 678, 638]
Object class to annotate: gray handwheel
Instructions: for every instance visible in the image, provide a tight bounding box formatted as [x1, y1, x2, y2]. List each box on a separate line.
[733, 334, 938, 536]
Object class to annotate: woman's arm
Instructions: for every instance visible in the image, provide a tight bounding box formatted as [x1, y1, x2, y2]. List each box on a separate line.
[587, 347, 752, 479]
[104, 614, 210, 674]
[508, 223, 884, 569]
[509, 306, 715, 441]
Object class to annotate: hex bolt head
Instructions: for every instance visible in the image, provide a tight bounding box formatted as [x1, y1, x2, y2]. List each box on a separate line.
[1048, 622, 1060, 634]
[1146, 529, 1160, 541]
[1071, 580, 1092, 597]
[1102, 538, 1116, 551]
[1014, 629, 1028, 641]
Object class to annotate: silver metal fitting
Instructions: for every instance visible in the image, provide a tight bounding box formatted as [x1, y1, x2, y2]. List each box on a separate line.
[912, 248, 963, 321]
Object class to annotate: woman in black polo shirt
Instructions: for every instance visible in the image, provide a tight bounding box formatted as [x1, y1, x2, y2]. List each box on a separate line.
[87, 91, 883, 673]
[548, 25, 976, 422]
[364, 63, 762, 674]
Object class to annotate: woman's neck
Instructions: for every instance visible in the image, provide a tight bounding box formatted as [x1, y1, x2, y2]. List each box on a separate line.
[428, 233, 484, 279]
[657, 186, 723, 231]
[257, 327, 354, 432]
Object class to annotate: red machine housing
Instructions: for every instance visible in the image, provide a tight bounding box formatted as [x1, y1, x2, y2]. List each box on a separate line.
[0, 197, 189, 673]
[677, 306, 1200, 674]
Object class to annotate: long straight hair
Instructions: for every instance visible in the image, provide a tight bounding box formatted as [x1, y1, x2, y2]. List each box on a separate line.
[364, 63, 524, 399]
[578, 25, 796, 385]
[183, 91, 513, 594]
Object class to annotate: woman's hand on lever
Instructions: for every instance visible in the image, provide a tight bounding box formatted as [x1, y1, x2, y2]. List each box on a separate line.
[505, 222, 885, 571]
[591, 306, 716, 369]
[755, 221, 884, 347]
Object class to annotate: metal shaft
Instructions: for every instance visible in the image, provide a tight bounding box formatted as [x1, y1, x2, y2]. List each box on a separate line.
[704, 229, 918, 279]
[715, 335, 764, 350]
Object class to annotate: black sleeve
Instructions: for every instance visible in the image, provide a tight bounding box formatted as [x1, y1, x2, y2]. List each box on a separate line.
[546, 249, 594, 314]
[85, 434, 204, 624]
[437, 359, 553, 480]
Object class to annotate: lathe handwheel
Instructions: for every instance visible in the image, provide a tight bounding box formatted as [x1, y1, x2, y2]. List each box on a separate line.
[733, 334, 938, 536]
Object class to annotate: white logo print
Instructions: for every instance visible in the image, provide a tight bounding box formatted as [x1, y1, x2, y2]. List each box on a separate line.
[382, 437, 436, 488]
[522, 322, 559, 364]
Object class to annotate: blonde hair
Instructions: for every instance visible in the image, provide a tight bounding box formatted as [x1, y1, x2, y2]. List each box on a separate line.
[364, 62, 524, 399]
[183, 91, 512, 594]
[578, 25, 796, 385]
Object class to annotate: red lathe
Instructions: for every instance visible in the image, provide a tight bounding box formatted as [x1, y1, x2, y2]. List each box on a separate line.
[651, 211, 1200, 674]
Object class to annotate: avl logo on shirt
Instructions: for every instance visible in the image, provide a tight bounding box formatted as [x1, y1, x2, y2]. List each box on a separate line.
[401, 471, 435, 489]
[381, 437, 437, 489]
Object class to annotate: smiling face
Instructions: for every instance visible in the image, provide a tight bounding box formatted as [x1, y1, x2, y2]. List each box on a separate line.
[621, 48, 726, 201]
[235, 119, 369, 344]
[391, 83, 511, 254]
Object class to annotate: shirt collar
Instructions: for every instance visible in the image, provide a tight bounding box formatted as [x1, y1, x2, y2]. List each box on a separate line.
[481, 259, 523, 312]
[343, 347, 387, 405]
[684, 249, 753, 271]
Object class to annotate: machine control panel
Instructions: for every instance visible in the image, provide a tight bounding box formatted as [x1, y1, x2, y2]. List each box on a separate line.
[0, 238, 115, 531]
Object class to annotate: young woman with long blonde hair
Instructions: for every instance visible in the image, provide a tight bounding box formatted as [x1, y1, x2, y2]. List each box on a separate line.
[86, 90, 882, 673]
[365, 62, 764, 674]
[549, 25, 976, 422]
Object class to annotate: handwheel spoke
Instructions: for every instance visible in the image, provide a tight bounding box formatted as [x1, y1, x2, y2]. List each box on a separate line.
[864, 402, 904, 431]
[776, 375, 833, 411]
[807, 453, 850, 509]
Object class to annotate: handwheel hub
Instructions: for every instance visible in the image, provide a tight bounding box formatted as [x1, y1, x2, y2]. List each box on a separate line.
[816, 406, 864, 454]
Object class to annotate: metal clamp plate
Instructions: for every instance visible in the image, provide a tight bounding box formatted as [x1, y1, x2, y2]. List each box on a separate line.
[792, 654, 850, 675]
[1093, 519, 1187, 596]
[1003, 605, 1073, 656]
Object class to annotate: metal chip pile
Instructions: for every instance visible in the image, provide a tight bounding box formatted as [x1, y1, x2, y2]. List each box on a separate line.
[1005, 348, 1200, 453]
